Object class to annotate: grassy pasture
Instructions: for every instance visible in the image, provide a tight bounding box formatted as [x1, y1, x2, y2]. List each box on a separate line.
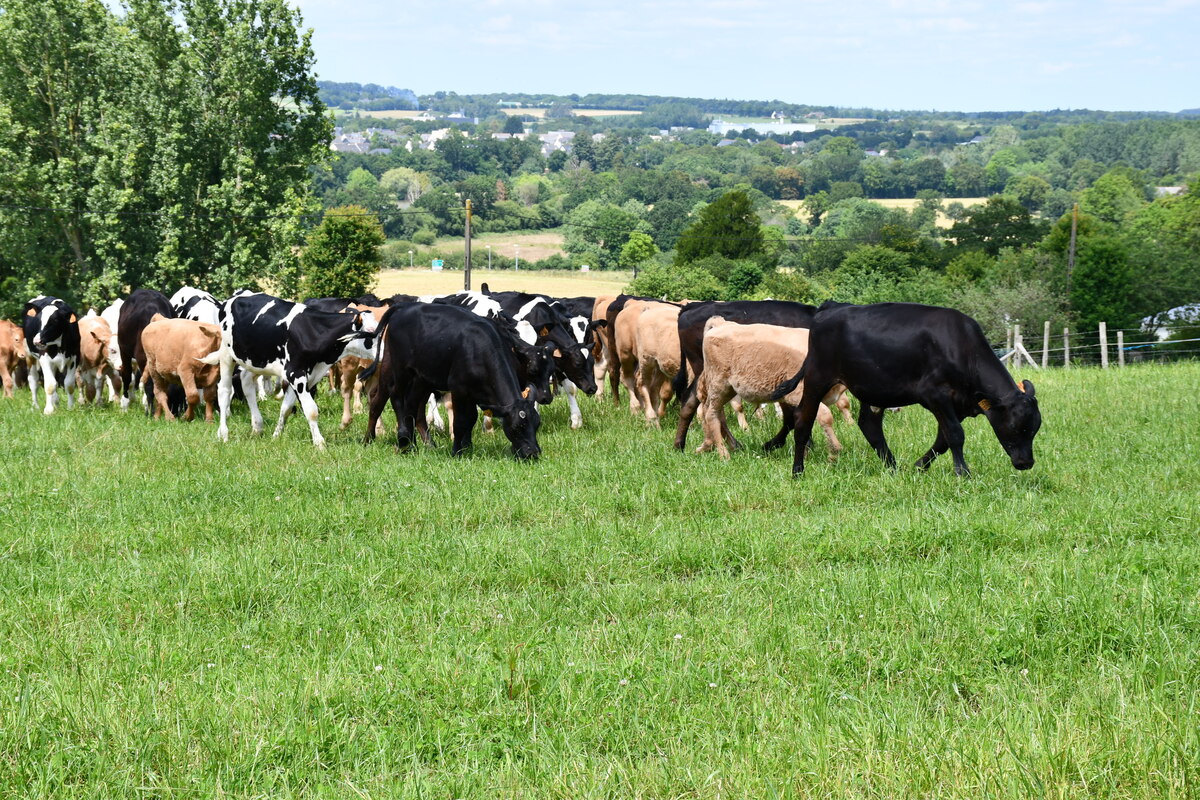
[497, 108, 644, 119]
[1, 362, 1198, 797]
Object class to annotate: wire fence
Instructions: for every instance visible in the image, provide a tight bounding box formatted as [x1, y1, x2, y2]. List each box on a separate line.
[1002, 323, 1200, 368]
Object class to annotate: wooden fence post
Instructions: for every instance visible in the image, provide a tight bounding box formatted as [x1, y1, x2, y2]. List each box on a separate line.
[1117, 330, 1125, 367]
[1006, 326, 1013, 355]
[1013, 325, 1021, 367]
[1042, 321, 1050, 368]
[1099, 322, 1109, 368]
[1063, 328, 1070, 367]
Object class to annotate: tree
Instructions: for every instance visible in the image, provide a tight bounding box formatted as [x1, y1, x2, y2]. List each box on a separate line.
[675, 190, 764, 265]
[948, 196, 1045, 256]
[1071, 236, 1136, 330]
[1079, 170, 1145, 225]
[501, 114, 525, 135]
[298, 206, 385, 299]
[563, 200, 648, 269]
[620, 231, 659, 277]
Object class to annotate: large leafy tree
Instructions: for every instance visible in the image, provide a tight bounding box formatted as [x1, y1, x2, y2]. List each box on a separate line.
[295, 205, 385, 300]
[675, 190, 764, 265]
[0, 0, 330, 314]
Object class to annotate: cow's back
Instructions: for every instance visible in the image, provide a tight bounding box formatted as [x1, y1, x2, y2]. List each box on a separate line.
[705, 321, 811, 404]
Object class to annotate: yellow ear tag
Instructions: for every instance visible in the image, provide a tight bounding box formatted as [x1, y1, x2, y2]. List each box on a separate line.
[69, 314, 76, 323]
[521, 387, 530, 399]
[1015, 381, 1026, 393]
[978, 399, 991, 411]
[26, 308, 36, 317]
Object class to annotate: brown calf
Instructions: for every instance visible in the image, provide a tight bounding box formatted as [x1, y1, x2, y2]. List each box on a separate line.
[0, 320, 26, 398]
[697, 318, 842, 460]
[633, 302, 683, 427]
[77, 314, 120, 403]
[141, 315, 222, 421]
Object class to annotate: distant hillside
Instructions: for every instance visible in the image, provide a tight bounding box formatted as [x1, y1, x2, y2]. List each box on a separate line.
[318, 81, 418, 111]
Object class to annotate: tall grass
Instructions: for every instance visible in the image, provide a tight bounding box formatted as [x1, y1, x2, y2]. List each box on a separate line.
[0, 363, 1197, 797]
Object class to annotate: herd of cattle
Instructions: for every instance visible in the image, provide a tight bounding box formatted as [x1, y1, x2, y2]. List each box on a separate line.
[3, 286, 1043, 476]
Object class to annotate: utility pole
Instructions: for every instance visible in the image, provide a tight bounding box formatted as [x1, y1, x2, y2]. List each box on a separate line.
[1066, 203, 1078, 302]
[464, 198, 472, 291]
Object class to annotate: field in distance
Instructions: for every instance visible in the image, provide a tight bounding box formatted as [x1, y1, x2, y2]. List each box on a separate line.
[374, 267, 630, 298]
[780, 197, 989, 228]
[497, 108, 644, 119]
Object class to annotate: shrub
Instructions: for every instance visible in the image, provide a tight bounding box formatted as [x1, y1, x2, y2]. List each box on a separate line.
[626, 263, 722, 302]
[299, 206, 385, 299]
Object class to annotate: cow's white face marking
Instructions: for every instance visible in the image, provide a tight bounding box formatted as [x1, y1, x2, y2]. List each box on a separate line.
[570, 317, 588, 344]
[515, 320, 537, 345]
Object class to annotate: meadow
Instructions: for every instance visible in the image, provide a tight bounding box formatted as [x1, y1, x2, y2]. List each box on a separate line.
[0, 361, 1197, 797]
[374, 267, 629, 299]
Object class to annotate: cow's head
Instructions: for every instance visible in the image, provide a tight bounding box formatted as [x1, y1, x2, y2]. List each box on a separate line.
[10, 326, 27, 360]
[500, 398, 541, 460]
[30, 302, 75, 353]
[516, 342, 556, 405]
[983, 379, 1041, 470]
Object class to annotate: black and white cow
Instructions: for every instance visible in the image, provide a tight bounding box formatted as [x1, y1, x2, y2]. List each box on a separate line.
[476, 286, 603, 427]
[364, 302, 541, 459]
[200, 290, 376, 448]
[772, 301, 1043, 476]
[23, 295, 81, 414]
[170, 287, 221, 325]
[118, 289, 176, 411]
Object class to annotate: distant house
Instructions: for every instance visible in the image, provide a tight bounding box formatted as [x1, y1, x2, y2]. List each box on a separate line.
[864, 148, 889, 157]
[1155, 186, 1185, 197]
[716, 139, 737, 147]
[330, 133, 370, 154]
[708, 119, 816, 136]
[538, 130, 576, 157]
[958, 134, 986, 146]
[445, 110, 478, 124]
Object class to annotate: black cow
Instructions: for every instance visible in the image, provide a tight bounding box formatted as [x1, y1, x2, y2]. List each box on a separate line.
[118, 289, 175, 411]
[22, 295, 81, 414]
[364, 303, 541, 460]
[672, 299, 820, 451]
[772, 302, 1042, 476]
[200, 290, 376, 448]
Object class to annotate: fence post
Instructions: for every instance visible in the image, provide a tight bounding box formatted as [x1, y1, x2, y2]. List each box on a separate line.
[1117, 330, 1125, 367]
[1099, 322, 1109, 368]
[1006, 326, 1013, 355]
[1063, 328, 1070, 368]
[1042, 321, 1050, 368]
[1014, 325, 1022, 367]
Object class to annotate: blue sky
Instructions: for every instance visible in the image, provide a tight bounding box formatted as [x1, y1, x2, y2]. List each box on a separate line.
[291, 0, 1199, 112]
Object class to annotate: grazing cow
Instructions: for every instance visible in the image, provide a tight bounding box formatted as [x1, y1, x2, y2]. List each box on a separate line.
[612, 298, 679, 414]
[141, 315, 222, 421]
[328, 302, 390, 430]
[590, 296, 616, 394]
[99, 300, 124, 400]
[633, 302, 684, 427]
[603, 294, 658, 403]
[673, 299, 819, 451]
[170, 287, 221, 325]
[772, 302, 1042, 476]
[697, 318, 841, 460]
[23, 295, 81, 414]
[200, 290, 376, 448]
[0, 320, 27, 398]
[118, 289, 176, 411]
[76, 313, 120, 403]
[364, 303, 541, 459]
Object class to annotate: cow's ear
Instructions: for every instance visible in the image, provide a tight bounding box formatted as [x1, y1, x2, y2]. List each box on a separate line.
[552, 348, 562, 358]
[68, 313, 76, 323]
[538, 325, 550, 338]
[25, 307, 36, 317]
[1021, 379, 1035, 398]
[90, 331, 103, 343]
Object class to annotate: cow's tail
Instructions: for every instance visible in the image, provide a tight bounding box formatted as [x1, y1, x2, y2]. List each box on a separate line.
[357, 305, 395, 384]
[671, 344, 689, 407]
[769, 360, 807, 402]
[196, 350, 221, 366]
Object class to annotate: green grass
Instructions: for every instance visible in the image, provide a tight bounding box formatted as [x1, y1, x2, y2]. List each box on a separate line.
[1, 363, 1198, 797]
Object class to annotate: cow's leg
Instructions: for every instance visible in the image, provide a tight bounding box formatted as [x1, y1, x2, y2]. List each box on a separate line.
[0, 362, 12, 398]
[39, 358, 59, 414]
[202, 385, 216, 423]
[790, 381, 837, 476]
[406, 382, 434, 446]
[856, 405, 896, 470]
[450, 400, 477, 456]
[817, 403, 842, 460]
[293, 382, 326, 450]
[836, 393, 855, 425]
[763, 403, 795, 452]
[560, 379, 583, 429]
[620, 356, 642, 413]
[152, 377, 175, 421]
[181, 373, 200, 422]
[241, 369, 265, 435]
[426, 393, 445, 433]
[63, 363, 76, 409]
[273, 383, 300, 438]
[637, 360, 659, 426]
[215, 358, 233, 442]
[921, 401, 969, 476]
[339, 366, 355, 430]
[673, 357, 705, 451]
[27, 360, 41, 411]
[364, 379, 390, 445]
[731, 396, 751, 431]
[481, 409, 495, 434]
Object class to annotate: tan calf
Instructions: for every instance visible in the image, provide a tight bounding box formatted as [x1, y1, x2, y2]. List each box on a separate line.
[77, 314, 120, 403]
[633, 302, 683, 427]
[697, 317, 842, 460]
[329, 303, 387, 429]
[141, 315, 222, 421]
[0, 320, 26, 398]
[612, 299, 659, 413]
[591, 295, 616, 396]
